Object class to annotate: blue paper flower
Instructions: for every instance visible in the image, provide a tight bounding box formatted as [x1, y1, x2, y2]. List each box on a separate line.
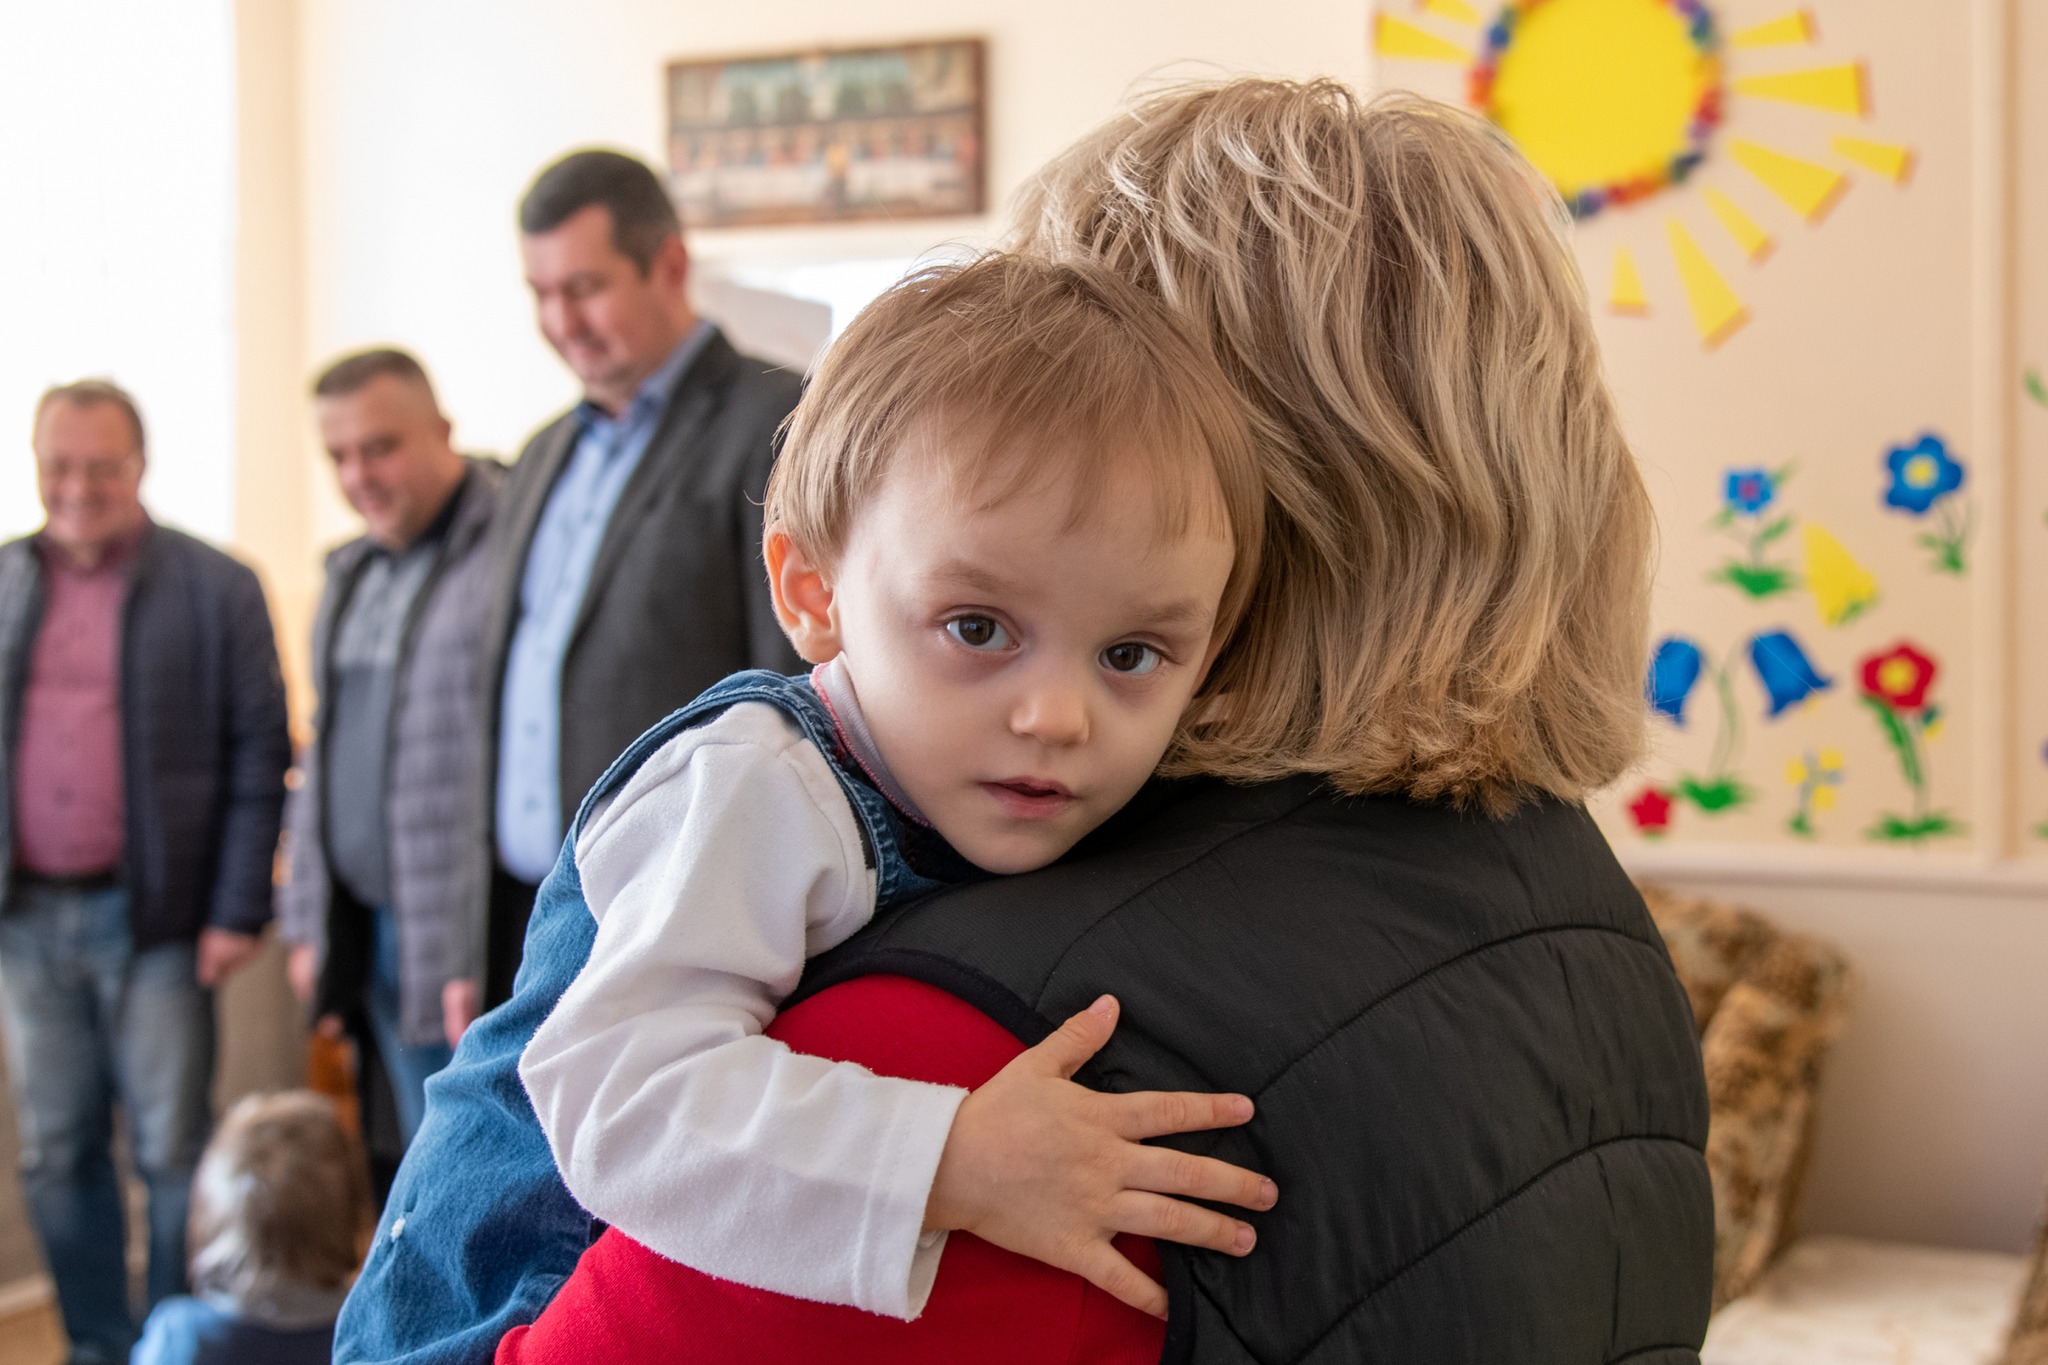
[1724, 467, 1776, 516]
[1647, 636, 1704, 724]
[1749, 630, 1833, 717]
[1883, 434, 1965, 515]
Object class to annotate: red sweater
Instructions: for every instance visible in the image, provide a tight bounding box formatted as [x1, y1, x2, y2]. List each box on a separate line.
[497, 974, 1166, 1364]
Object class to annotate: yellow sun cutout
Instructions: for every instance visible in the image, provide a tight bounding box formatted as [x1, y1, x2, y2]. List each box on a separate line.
[1374, 0, 1917, 348]
[1481, 0, 1720, 207]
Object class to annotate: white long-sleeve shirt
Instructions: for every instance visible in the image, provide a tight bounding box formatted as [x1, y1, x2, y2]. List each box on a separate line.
[518, 675, 965, 1320]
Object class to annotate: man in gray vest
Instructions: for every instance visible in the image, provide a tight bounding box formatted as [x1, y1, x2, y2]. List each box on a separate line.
[477, 150, 801, 1003]
[279, 349, 502, 1151]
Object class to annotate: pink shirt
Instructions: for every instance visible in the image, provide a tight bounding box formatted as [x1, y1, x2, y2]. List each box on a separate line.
[11, 531, 138, 877]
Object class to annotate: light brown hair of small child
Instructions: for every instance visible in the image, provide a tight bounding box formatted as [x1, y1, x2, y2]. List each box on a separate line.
[766, 251, 1266, 763]
[188, 1090, 372, 1303]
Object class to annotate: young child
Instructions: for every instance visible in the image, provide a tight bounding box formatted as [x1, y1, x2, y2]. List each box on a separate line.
[517, 252, 1275, 1322]
[132, 1091, 370, 1365]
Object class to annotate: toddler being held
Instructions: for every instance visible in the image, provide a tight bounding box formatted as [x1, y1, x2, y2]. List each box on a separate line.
[517, 253, 1277, 1322]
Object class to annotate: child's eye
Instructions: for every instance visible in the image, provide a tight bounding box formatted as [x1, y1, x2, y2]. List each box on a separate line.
[945, 615, 1012, 651]
[1100, 642, 1162, 676]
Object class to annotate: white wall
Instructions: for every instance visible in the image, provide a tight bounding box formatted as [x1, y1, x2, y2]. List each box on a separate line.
[292, 0, 1371, 540]
[0, 0, 236, 544]
[286, 0, 2048, 1257]
[1634, 859, 2048, 1254]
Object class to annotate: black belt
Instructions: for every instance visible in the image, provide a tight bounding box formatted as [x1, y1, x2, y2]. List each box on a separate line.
[11, 868, 121, 893]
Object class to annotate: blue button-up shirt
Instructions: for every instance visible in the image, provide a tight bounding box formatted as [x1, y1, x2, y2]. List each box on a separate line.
[494, 324, 712, 882]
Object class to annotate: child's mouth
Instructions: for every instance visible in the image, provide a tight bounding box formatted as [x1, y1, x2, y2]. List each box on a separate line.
[982, 778, 1075, 820]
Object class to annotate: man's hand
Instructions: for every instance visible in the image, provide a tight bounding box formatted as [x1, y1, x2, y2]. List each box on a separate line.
[443, 977, 482, 1048]
[924, 995, 1277, 1320]
[285, 942, 346, 1037]
[287, 942, 319, 1002]
[196, 927, 263, 988]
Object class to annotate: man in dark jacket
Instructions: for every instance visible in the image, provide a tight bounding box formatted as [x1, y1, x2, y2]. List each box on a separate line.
[0, 380, 290, 1365]
[278, 349, 503, 1161]
[476, 149, 800, 1004]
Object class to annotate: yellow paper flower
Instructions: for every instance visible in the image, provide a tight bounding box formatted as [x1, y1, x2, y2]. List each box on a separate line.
[1803, 524, 1880, 626]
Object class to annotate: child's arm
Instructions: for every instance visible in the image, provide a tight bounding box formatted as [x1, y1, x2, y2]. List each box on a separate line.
[520, 705, 965, 1319]
[522, 704, 1276, 1321]
[926, 994, 1278, 1320]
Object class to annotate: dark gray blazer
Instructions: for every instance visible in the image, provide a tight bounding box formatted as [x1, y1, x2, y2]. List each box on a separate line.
[278, 460, 504, 1046]
[0, 524, 290, 946]
[472, 327, 802, 914]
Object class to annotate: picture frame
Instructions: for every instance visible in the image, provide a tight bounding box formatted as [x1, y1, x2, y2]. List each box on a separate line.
[665, 37, 987, 228]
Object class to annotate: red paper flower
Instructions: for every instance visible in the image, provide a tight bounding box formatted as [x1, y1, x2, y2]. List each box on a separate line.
[1627, 786, 1675, 834]
[1860, 643, 1937, 712]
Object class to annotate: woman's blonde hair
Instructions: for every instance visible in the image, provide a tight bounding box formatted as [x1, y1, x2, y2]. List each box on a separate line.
[188, 1090, 370, 1303]
[1013, 80, 1655, 811]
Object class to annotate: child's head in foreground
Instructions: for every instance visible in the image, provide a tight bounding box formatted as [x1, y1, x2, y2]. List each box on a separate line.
[764, 252, 1262, 875]
[188, 1090, 370, 1308]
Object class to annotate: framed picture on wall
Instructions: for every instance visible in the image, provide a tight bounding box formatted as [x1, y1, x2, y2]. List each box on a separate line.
[665, 38, 986, 228]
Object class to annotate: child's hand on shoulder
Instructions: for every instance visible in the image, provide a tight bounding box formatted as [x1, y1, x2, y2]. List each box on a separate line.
[923, 994, 1278, 1319]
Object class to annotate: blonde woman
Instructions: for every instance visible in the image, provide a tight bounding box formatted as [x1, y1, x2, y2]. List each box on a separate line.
[342, 81, 1710, 1365]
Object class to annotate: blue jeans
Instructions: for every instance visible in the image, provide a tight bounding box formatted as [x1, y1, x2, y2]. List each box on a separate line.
[367, 905, 453, 1146]
[0, 884, 215, 1365]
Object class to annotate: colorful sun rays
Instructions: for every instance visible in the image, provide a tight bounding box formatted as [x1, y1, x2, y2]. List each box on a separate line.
[1373, 0, 1917, 348]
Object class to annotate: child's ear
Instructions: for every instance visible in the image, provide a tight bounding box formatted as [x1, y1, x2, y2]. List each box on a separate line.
[764, 525, 842, 665]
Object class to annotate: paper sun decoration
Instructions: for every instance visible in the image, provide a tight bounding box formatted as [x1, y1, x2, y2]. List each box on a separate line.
[1375, 0, 1916, 348]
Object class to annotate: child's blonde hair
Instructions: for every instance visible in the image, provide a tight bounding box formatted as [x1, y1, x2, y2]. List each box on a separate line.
[1013, 80, 1656, 811]
[767, 251, 1264, 723]
[188, 1090, 370, 1303]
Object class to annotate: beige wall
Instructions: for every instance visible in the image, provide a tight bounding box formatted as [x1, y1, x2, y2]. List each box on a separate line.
[226, 0, 2048, 1266]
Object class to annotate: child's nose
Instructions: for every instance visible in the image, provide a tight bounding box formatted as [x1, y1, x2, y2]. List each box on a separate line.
[1010, 682, 1089, 747]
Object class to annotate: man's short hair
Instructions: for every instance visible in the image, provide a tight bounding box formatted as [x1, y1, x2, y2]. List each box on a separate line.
[34, 379, 146, 453]
[312, 347, 438, 403]
[518, 149, 681, 274]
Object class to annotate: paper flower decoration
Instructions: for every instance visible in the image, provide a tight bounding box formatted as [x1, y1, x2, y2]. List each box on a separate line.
[1647, 636, 1705, 723]
[1627, 786, 1675, 835]
[1882, 433, 1972, 574]
[1883, 434, 1965, 514]
[1711, 464, 1798, 599]
[1749, 629, 1832, 717]
[1725, 467, 1776, 515]
[1785, 748, 1844, 838]
[1861, 642, 1936, 711]
[1801, 524, 1880, 627]
[1856, 639, 1960, 842]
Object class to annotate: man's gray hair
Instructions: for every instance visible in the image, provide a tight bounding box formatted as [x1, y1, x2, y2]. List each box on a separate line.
[35, 379, 146, 453]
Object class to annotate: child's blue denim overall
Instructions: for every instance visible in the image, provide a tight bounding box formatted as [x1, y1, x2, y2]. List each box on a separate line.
[335, 670, 966, 1364]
